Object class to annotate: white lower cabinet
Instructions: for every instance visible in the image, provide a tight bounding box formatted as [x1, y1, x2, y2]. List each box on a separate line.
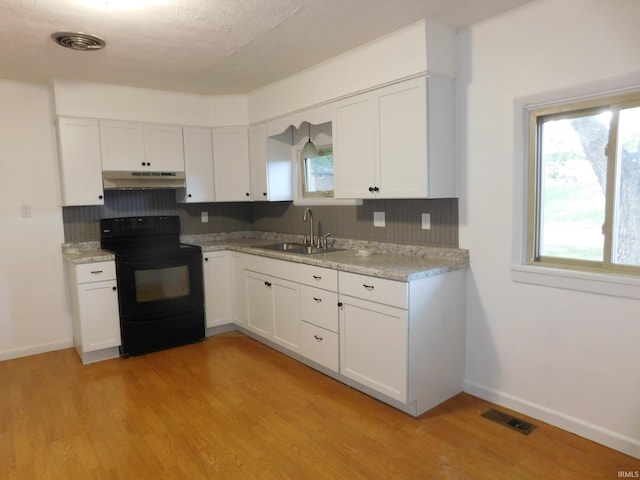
[230, 252, 248, 326]
[300, 322, 339, 372]
[203, 251, 232, 328]
[246, 272, 274, 337]
[338, 270, 466, 416]
[68, 261, 121, 364]
[339, 295, 408, 402]
[246, 270, 301, 352]
[224, 253, 465, 416]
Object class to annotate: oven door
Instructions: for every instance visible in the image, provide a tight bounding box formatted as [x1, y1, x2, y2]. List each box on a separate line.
[116, 248, 204, 322]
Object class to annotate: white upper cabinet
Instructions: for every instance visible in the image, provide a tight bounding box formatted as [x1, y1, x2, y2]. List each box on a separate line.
[248, 124, 269, 201]
[57, 117, 105, 206]
[334, 75, 455, 199]
[100, 120, 184, 172]
[249, 124, 293, 202]
[143, 124, 185, 171]
[212, 126, 251, 202]
[178, 127, 215, 203]
[333, 93, 376, 198]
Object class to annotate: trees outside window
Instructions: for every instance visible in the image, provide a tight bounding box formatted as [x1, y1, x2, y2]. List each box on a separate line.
[529, 93, 640, 273]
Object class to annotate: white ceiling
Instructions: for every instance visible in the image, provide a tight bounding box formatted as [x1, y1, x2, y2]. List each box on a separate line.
[0, 0, 535, 95]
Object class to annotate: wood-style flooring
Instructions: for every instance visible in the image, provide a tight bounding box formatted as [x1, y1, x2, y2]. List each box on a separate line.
[1, 331, 637, 479]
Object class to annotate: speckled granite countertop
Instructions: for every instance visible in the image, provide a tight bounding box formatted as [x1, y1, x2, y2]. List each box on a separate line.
[63, 232, 468, 282]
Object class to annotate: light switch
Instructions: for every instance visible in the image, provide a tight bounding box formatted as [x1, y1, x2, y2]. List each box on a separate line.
[373, 211, 385, 228]
[421, 213, 431, 230]
[20, 204, 32, 218]
[201, 211, 208, 223]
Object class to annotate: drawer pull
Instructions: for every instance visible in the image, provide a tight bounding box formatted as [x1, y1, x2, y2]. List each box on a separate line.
[90, 270, 103, 274]
[313, 297, 322, 303]
[313, 335, 323, 342]
[363, 284, 375, 290]
[112, 286, 117, 291]
[264, 281, 272, 287]
[312, 275, 322, 281]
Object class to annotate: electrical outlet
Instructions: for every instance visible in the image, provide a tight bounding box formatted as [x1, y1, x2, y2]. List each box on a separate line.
[421, 213, 431, 230]
[373, 211, 385, 228]
[201, 211, 208, 223]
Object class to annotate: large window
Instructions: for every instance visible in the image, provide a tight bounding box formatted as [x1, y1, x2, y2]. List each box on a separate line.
[528, 92, 640, 275]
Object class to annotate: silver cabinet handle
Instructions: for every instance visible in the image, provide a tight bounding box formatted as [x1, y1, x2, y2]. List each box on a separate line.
[363, 284, 374, 290]
[313, 297, 322, 303]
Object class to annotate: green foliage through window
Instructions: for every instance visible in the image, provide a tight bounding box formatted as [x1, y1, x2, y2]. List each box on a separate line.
[529, 92, 640, 274]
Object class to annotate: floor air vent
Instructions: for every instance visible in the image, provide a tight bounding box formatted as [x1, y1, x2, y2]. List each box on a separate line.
[482, 408, 537, 435]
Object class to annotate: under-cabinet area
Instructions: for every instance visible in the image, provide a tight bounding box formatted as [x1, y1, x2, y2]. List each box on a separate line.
[64, 236, 468, 416]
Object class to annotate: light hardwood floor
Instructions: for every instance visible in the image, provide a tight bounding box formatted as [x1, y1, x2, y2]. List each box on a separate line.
[1, 331, 637, 479]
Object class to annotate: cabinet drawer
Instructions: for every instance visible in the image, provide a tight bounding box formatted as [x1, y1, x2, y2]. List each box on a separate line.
[297, 264, 338, 291]
[76, 262, 116, 284]
[300, 321, 339, 372]
[338, 271, 407, 309]
[301, 285, 339, 333]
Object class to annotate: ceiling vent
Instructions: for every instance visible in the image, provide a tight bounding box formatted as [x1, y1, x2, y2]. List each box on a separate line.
[51, 32, 106, 51]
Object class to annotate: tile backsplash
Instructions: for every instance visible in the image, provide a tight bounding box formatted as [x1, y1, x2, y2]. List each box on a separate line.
[63, 190, 458, 247]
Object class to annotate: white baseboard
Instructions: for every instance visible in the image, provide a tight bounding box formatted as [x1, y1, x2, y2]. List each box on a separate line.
[0, 339, 74, 362]
[463, 379, 640, 460]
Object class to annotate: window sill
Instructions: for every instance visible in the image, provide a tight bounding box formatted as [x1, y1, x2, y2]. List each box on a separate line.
[511, 264, 640, 300]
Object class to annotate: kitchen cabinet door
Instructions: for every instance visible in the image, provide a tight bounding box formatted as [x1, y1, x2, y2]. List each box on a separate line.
[143, 124, 185, 172]
[57, 117, 105, 206]
[376, 77, 428, 198]
[339, 295, 408, 402]
[333, 92, 376, 198]
[178, 127, 215, 203]
[245, 271, 301, 351]
[333, 76, 454, 199]
[246, 272, 274, 337]
[249, 124, 269, 201]
[230, 253, 248, 326]
[78, 280, 121, 353]
[100, 121, 146, 171]
[212, 126, 251, 201]
[203, 251, 232, 328]
[271, 277, 301, 352]
[100, 121, 184, 172]
[249, 124, 293, 202]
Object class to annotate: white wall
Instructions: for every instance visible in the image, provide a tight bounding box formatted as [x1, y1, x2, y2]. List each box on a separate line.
[458, 0, 640, 458]
[248, 20, 458, 124]
[0, 79, 72, 360]
[53, 80, 249, 126]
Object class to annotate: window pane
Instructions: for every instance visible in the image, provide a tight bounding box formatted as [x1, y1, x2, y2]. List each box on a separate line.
[303, 154, 334, 196]
[538, 112, 609, 261]
[612, 105, 640, 267]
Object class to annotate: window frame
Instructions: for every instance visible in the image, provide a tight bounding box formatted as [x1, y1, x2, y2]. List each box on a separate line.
[300, 146, 334, 198]
[527, 91, 640, 277]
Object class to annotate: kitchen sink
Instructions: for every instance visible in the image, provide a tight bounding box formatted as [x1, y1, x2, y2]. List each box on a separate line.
[254, 242, 344, 255]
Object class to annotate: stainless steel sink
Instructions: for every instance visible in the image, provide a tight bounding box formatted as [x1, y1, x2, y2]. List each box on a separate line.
[254, 243, 344, 255]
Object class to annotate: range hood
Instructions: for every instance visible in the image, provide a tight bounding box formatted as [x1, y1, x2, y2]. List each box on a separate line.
[103, 171, 186, 190]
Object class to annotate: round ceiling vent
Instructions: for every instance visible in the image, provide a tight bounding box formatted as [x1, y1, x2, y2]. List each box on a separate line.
[51, 32, 106, 51]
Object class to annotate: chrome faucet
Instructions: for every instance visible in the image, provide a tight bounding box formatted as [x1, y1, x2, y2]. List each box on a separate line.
[303, 208, 314, 246]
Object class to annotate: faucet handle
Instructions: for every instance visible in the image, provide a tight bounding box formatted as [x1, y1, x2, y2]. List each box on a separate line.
[320, 233, 331, 249]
